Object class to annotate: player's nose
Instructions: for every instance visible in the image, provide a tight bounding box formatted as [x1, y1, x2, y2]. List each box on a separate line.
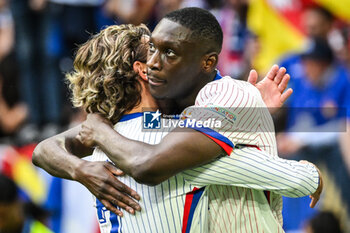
[147, 50, 161, 71]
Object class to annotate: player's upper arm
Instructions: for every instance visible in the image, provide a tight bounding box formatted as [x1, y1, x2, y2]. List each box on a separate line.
[183, 78, 266, 154]
[181, 146, 319, 197]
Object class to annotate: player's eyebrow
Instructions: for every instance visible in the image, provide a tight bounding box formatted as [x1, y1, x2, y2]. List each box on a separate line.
[161, 41, 182, 49]
[150, 38, 187, 51]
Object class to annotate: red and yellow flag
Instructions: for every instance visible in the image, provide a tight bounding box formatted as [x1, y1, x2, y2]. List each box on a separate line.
[0, 144, 47, 204]
[247, 0, 350, 73]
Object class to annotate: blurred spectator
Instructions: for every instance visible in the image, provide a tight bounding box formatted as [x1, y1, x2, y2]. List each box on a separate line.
[104, 0, 157, 27]
[336, 25, 350, 68]
[277, 5, 350, 181]
[156, 0, 207, 21]
[0, 0, 14, 61]
[278, 38, 350, 167]
[304, 211, 343, 233]
[0, 173, 52, 233]
[41, 0, 105, 128]
[0, 0, 25, 138]
[10, 0, 63, 142]
[0, 54, 28, 139]
[9, 0, 112, 143]
[302, 5, 350, 70]
[212, 0, 255, 80]
[302, 6, 334, 39]
[278, 37, 350, 232]
[104, 0, 208, 31]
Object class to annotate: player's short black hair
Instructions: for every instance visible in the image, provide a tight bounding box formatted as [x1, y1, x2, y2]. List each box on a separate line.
[0, 174, 18, 203]
[164, 7, 223, 53]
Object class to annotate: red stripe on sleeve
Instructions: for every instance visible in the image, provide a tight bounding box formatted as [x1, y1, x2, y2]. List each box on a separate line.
[205, 134, 233, 155]
[239, 144, 261, 151]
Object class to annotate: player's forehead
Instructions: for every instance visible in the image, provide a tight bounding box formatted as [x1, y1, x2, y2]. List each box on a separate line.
[151, 19, 193, 45]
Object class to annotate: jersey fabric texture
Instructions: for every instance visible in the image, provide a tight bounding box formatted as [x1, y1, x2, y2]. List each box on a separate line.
[92, 115, 209, 233]
[180, 72, 319, 232]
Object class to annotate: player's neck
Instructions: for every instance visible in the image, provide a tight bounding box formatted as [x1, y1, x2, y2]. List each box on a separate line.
[174, 71, 217, 111]
[126, 79, 159, 114]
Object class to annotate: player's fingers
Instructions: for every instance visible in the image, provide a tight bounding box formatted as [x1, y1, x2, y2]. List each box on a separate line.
[76, 134, 83, 143]
[280, 88, 293, 104]
[101, 191, 135, 214]
[278, 73, 290, 93]
[265, 64, 279, 80]
[101, 199, 124, 217]
[101, 187, 138, 214]
[275, 67, 287, 85]
[80, 122, 87, 131]
[110, 177, 141, 202]
[105, 162, 125, 176]
[309, 195, 319, 208]
[247, 69, 258, 85]
[115, 189, 141, 211]
[106, 193, 137, 215]
[77, 130, 89, 145]
[309, 197, 315, 208]
[114, 169, 125, 176]
[105, 179, 141, 211]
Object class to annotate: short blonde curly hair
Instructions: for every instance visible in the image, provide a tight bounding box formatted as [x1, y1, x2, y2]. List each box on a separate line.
[66, 24, 150, 124]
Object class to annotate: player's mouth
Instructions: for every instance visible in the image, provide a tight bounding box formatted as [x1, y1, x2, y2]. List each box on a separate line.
[148, 75, 166, 86]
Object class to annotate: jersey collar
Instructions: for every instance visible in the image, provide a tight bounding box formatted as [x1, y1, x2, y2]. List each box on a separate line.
[214, 70, 223, 81]
[119, 112, 143, 122]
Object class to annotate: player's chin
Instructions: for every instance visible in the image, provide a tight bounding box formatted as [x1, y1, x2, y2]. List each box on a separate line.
[149, 84, 169, 100]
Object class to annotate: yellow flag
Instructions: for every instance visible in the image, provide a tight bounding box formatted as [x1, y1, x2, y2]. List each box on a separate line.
[13, 156, 47, 204]
[247, 0, 305, 73]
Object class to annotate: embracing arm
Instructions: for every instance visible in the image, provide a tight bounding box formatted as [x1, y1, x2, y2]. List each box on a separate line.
[80, 116, 322, 207]
[79, 119, 224, 185]
[32, 125, 93, 179]
[32, 125, 141, 216]
[181, 146, 322, 207]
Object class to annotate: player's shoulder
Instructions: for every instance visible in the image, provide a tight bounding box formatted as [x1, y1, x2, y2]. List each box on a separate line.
[204, 75, 259, 94]
[114, 114, 143, 133]
[196, 75, 262, 106]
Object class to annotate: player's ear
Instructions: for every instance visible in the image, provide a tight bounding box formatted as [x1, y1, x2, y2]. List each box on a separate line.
[202, 52, 218, 73]
[133, 61, 148, 81]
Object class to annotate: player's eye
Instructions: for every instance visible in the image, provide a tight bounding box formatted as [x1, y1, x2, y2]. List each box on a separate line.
[166, 49, 176, 57]
[149, 42, 156, 53]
